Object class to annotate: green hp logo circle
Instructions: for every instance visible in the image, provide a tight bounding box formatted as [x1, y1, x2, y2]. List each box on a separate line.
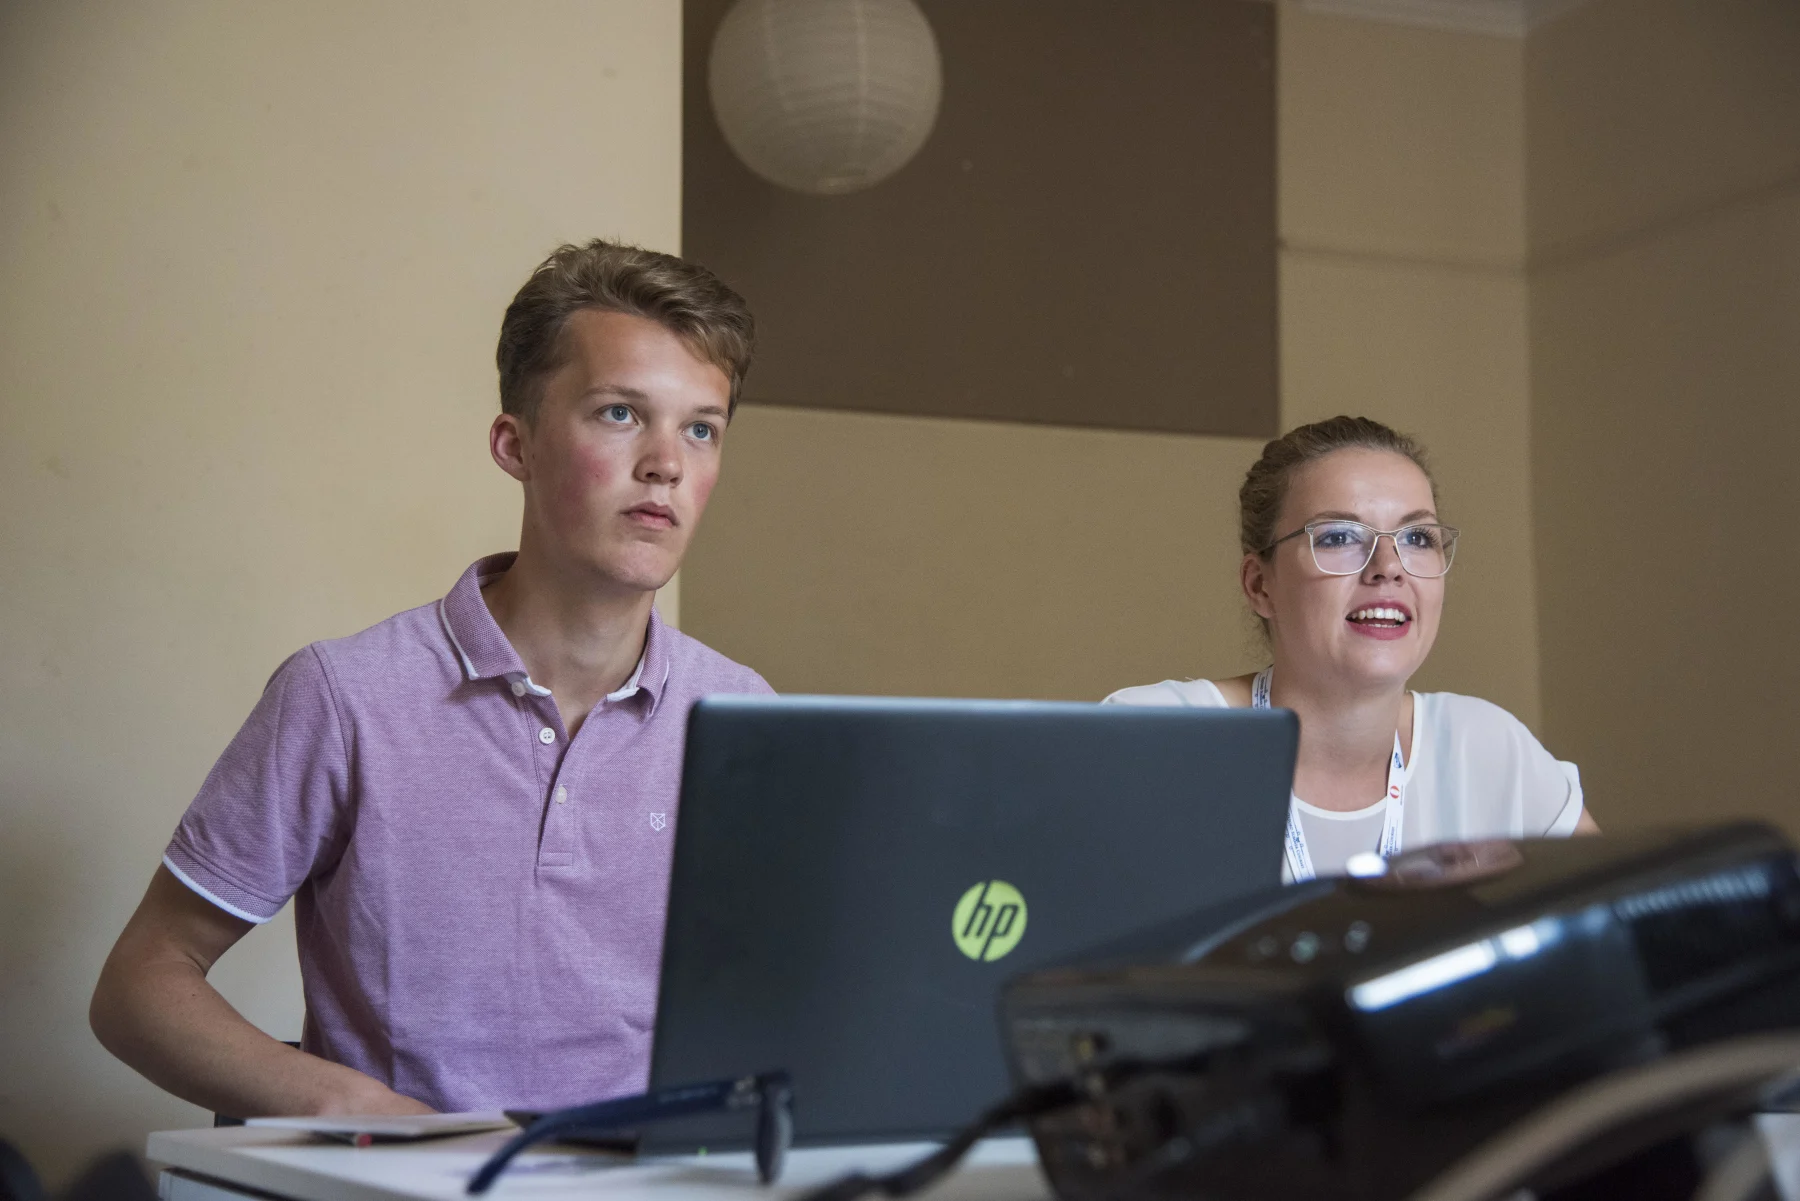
[952, 880, 1028, 962]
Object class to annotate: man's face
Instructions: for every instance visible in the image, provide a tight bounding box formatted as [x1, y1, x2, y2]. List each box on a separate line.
[492, 308, 731, 593]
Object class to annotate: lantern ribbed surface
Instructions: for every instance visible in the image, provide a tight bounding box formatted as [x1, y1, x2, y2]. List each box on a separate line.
[708, 0, 943, 196]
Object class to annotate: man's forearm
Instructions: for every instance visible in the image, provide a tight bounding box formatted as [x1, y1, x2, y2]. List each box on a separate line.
[90, 868, 432, 1118]
[92, 951, 428, 1117]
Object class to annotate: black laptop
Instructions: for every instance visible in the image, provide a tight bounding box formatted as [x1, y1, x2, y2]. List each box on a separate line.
[643, 694, 1297, 1149]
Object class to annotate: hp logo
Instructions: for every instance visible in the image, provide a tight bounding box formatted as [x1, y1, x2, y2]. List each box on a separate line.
[952, 880, 1028, 962]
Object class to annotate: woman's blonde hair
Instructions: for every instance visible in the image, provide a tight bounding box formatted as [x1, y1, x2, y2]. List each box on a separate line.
[1239, 416, 1438, 557]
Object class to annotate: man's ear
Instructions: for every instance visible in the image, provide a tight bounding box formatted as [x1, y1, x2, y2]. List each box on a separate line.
[490, 413, 530, 483]
[1241, 553, 1277, 622]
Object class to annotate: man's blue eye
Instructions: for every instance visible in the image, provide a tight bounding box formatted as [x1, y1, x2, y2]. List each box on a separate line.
[689, 423, 715, 441]
[604, 404, 632, 421]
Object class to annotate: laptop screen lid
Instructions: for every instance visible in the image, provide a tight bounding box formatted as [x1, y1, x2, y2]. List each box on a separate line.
[645, 695, 1296, 1150]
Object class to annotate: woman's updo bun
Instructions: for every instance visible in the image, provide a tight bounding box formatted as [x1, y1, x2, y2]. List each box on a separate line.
[1239, 416, 1438, 558]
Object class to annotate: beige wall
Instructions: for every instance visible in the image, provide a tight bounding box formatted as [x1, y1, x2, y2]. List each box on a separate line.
[0, 0, 680, 1182]
[685, 6, 1542, 727]
[1527, 0, 1800, 835]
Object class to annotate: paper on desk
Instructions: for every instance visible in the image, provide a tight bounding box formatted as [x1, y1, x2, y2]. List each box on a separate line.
[246, 1111, 514, 1141]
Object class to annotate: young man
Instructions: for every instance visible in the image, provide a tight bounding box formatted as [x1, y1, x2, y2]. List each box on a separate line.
[90, 241, 773, 1117]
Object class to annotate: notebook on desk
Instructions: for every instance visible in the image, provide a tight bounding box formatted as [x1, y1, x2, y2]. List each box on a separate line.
[245, 1112, 513, 1145]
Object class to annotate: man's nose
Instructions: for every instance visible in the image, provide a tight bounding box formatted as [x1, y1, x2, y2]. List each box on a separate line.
[635, 427, 683, 485]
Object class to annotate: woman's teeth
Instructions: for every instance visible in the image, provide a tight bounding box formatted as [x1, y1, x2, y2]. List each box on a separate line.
[1349, 607, 1409, 625]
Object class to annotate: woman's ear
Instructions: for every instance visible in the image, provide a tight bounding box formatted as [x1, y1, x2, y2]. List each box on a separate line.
[1241, 552, 1277, 622]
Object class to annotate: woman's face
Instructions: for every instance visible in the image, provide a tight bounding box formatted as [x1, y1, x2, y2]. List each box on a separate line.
[1244, 448, 1445, 693]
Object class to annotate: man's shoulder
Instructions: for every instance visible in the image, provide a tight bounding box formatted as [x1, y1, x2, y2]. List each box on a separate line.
[658, 621, 774, 697]
[297, 599, 456, 691]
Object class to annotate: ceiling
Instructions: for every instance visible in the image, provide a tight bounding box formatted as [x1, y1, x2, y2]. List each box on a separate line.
[1293, 0, 1596, 38]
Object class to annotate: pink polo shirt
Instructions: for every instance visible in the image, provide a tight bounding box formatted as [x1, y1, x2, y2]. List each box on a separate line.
[163, 553, 773, 1112]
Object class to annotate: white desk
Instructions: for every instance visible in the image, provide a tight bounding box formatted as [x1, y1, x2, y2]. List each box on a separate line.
[148, 1117, 1800, 1201]
[147, 1127, 1051, 1201]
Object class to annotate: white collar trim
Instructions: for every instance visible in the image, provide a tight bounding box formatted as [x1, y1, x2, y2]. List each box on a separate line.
[603, 652, 648, 702]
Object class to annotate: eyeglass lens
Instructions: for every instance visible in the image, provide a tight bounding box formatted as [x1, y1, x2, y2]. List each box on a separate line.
[1309, 521, 1456, 577]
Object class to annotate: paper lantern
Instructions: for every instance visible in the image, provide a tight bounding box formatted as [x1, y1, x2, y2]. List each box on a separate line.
[708, 0, 943, 196]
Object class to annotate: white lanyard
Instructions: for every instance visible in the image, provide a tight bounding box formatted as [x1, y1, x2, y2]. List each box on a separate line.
[1252, 668, 1407, 883]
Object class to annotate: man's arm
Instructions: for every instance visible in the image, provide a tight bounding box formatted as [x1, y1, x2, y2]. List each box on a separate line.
[90, 866, 432, 1118]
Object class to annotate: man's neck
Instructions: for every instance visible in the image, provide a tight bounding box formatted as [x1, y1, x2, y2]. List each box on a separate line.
[480, 544, 655, 737]
[1271, 668, 1412, 813]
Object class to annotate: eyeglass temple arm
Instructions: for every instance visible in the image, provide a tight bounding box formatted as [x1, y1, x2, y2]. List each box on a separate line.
[467, 1075, 756, 1195]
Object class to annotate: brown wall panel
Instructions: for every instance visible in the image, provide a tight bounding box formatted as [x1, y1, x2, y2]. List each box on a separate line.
[686, 5, 1541, 722]
[684, 0, 1277, 436]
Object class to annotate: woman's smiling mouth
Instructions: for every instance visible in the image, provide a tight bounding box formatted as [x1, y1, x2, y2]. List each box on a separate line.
[1347, 604, 1412, 638]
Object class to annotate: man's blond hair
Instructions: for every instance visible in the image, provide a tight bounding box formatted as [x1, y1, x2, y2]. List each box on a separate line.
[496, 239, 755, 422]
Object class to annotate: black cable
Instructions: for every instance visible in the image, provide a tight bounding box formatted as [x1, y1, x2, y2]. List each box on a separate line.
[801, 1051, 1226, 1201]
[1087, 1092, 1288, 1201]
[0, 1138, 46, 1201]
[800, 1079, 1082, 1201]
[1091, 1133, 1199, 1201]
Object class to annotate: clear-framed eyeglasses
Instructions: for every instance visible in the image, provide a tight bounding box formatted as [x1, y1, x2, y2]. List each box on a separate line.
[1261, 520, 1460, 579]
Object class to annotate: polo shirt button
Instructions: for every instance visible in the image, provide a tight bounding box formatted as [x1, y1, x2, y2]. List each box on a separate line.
[511, 681, 527, 698]
[555, 786, 568, 805]
[538, 727, 556, 745]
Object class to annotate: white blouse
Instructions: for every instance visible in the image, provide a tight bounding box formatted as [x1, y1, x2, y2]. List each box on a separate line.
[1102, 678, 1585, 878]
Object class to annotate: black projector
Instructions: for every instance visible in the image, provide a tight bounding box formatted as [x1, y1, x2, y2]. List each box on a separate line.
[1000, 823, 1800, 1201]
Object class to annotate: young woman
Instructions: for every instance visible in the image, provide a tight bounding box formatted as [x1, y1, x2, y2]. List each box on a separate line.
[1106, 416, 1595, 881]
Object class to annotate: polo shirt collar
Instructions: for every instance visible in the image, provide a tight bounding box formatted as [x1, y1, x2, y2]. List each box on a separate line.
[437, 552, 672, 716]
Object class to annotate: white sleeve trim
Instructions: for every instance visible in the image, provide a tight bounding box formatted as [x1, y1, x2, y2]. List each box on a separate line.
[1544, 760, 1586, 837]
[162, 854, 275, 925]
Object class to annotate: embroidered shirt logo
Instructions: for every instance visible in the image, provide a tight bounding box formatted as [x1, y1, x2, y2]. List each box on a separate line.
[648, 813, 668, 831]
